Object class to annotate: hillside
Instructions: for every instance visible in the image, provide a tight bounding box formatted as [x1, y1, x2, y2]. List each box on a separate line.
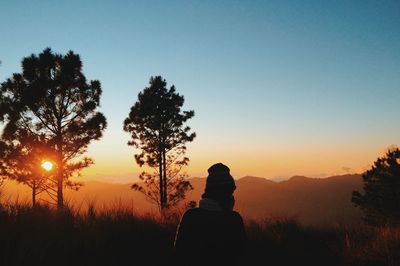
[1, 174, 363, 225]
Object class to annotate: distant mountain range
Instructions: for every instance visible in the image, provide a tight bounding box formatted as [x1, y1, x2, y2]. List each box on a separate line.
[187, 174, 363, 225]
[2, 174, 363, 225]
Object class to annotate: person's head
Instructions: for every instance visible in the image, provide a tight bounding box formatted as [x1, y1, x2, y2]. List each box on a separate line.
[202, 163, 236, 210]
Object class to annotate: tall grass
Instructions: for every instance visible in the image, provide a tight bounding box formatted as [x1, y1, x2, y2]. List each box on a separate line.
[0, 201, 175, 266]
[245, 216, 345, 266]
[344, 226, 400, 266]
[0, 201, 398, 266]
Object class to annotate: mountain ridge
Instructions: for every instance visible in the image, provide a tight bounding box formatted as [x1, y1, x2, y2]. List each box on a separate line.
[1, 174, 363, 225]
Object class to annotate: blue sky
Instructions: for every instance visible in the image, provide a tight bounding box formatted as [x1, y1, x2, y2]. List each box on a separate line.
[1, 0, 399, 182]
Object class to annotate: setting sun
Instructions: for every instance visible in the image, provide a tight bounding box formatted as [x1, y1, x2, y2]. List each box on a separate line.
[41, 161, 53, 171]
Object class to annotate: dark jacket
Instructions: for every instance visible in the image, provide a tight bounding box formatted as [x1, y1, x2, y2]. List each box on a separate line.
[174, 207, 246, 266]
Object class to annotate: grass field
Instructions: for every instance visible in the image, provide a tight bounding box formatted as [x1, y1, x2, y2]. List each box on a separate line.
[0, 201, 398, 266]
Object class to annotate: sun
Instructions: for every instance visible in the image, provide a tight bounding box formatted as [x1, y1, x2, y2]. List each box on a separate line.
[41, 161, 53, 171]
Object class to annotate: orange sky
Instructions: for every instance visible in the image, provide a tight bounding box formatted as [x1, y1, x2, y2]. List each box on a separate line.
[79, 128, 397, 184]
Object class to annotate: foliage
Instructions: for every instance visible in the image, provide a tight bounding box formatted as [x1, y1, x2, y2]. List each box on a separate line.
[0, 202, 175, 266]
[352, 147, 400, 226]
[0, 202, 399, 266]
[124, 76, 195, 211]
[132, 151, 193, 210]
[0, 132, 55, 205]
[0, 48, 106, 208]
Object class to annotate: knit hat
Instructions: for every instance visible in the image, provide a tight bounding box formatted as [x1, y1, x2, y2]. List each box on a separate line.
[205, 163, 236, 192]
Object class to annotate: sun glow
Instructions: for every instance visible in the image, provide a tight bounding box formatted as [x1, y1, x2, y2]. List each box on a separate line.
[41, 161, 53, 171]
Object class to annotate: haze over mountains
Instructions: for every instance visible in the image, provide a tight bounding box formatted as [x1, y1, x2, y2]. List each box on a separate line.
[2, 174, 363, 226]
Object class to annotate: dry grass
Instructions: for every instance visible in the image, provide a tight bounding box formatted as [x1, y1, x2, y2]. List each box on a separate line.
[344, 226, 400, 266]
[0, 200, 398, 266]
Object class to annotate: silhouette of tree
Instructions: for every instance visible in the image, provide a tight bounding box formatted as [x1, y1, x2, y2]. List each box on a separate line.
[124, 76, 195, 211]
[0, 132, 57, 206]
[131, 149, 193, 211]
[0, 140, 5, 192]
[0, 48, 106, 209]
[352, 147, 400, 226]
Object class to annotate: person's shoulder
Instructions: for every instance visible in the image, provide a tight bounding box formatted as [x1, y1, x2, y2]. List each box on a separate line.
[229, 211, 244, 223]
[181, 207, 203, 218]
[182, 208, 243, 221]
[231, 210, 242, 216]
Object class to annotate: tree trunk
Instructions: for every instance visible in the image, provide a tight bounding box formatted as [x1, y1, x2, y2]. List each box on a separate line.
[158, 149, 164, 210]
[32, 180, 36, 207]
[57, 158, 63, 209]
[162, 149, 167, 208]
[57, 134, 64, 210]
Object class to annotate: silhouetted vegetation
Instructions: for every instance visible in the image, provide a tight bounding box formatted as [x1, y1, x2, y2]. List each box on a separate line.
[352, 147, 400, 226]
[0, 48, 107, 209]
[0, 202, 398, 266]
[0, 141, 6, 189]
[0, 202, 175, 266]
[124, 76, 195, 211]
[0, 135, 54, 206]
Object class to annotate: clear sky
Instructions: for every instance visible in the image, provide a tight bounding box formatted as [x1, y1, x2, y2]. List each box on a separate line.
[1, 0, 399, 182]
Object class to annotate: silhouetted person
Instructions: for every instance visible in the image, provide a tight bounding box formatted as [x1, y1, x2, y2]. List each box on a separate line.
[174, 163, 246, 266]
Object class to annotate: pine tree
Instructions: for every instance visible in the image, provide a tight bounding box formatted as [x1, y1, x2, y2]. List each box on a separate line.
[0, 48, 107, 208]
[124, 76, 195, 211]
[352, 147, 400, 226]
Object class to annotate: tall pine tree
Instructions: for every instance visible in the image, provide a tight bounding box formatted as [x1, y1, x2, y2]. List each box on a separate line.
[124, 76, 195, 211]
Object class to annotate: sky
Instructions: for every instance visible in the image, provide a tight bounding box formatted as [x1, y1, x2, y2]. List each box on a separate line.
[0, 0, 399, 183]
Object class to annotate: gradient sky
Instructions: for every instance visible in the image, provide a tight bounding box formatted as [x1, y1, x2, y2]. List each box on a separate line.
[1, 0, 399, 182]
